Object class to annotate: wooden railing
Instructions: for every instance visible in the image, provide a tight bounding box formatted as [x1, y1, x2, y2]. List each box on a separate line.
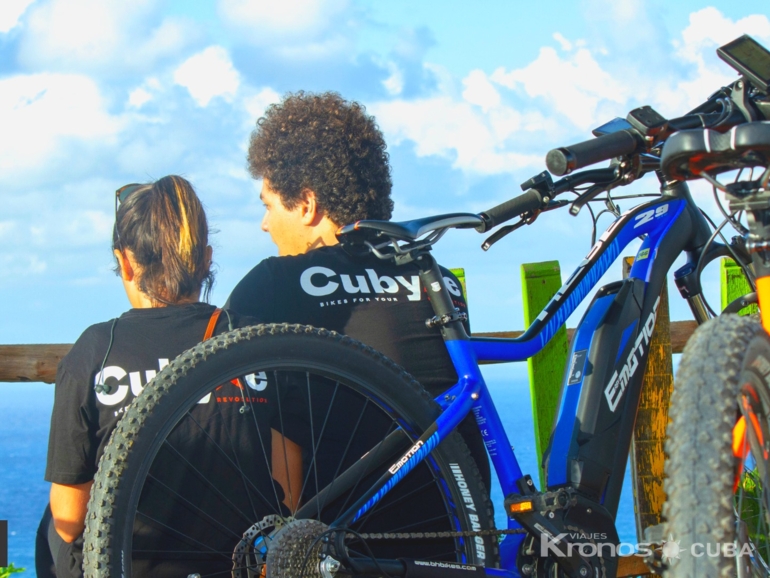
[0, 325, 699, 384]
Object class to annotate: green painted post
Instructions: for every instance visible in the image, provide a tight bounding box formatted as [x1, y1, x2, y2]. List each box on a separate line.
[449, 268, 468, 300]
[521, 261, 569, 487]
[721, 258, 757, 315]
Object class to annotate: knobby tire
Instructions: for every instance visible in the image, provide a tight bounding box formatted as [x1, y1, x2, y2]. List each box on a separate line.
[664, 314, 770, 578]
[83, 324, 497, 578]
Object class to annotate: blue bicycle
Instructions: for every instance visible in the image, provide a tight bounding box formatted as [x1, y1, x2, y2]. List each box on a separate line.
[84, 36, 770, 578]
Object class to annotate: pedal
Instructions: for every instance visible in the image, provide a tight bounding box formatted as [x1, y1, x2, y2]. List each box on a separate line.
[504, 476, 577, 518]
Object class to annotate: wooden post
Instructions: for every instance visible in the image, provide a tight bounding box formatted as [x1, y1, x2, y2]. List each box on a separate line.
[623, 257, 673, 547]
[721, 258, 757, 315]
[449, 268, 468, 300]
[521, 261, 568, 487]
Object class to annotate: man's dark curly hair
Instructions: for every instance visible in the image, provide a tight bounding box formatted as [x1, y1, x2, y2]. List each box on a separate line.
[247, 91, 393, 225]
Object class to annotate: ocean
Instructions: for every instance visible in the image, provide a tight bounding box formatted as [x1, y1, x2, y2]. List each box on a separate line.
[0, 379, 637, 576]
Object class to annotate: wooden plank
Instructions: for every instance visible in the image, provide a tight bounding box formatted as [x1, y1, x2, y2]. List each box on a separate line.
[0, 322, 699, 383]
[721, 257, 757, 315]
[521, 261, 568, 487]
[623, 257, 673, 563]
[0, 344, 71, 384]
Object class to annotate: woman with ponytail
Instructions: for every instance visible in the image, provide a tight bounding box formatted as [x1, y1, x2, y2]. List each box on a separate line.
[36, 176, 278, 578]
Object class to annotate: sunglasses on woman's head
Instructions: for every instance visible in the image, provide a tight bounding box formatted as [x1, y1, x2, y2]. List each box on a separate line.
[114, 183, 145, 249]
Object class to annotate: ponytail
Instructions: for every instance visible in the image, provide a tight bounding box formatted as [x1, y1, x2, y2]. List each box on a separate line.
[113, 175, 214, 304]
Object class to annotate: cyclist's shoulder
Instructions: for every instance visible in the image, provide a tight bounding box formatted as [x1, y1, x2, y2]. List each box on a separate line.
[234, 246, 361, 284]
[71, 319, 118, 352]
[59, 319, 118, 377]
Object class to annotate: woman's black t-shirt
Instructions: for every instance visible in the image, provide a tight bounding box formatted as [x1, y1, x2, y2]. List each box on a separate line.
[45, 303, 277, 578]
[45, 303, 267, 483]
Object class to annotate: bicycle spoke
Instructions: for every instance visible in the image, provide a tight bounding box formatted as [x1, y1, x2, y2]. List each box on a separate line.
[318, 396, 372, 516]
[143, 472, 244, 541]
[239, 379, 284, 511]
[180, 406, 280, 514]
[157, 437, 273, 523]
[135, 511, 233, 560]
[184, 402, 270, 521]
[335, 420, 411, 518]
[273, 370, 297, 512]
[298, 377, 341, 512]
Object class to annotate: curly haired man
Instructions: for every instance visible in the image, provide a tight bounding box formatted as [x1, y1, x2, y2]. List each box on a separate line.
[226, 91, 489, 489]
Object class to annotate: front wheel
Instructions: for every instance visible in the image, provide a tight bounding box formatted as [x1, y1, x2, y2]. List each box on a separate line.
[663, 314, 770, 578]
[83, 324, 497, 577]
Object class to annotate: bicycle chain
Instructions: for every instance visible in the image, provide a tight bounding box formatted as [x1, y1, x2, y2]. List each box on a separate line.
[352, 528, 527, 540]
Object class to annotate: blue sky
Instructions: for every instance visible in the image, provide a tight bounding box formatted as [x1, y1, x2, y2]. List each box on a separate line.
[1, 0, 770, 349]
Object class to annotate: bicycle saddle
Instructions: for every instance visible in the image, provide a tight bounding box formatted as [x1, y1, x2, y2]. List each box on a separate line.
[661, 121, 770, 180]
[337, 212, 484, 243]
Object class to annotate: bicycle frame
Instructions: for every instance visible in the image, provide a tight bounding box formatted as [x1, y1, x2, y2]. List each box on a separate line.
[325, 180, 717, 576]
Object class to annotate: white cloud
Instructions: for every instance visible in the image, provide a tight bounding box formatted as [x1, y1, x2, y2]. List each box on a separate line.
[462, 69, 501, 113]
[18, 0, 194, 73]
[62, 210, 114, 247]
[128, 87, 153, 108]
[382, 62, 404, 96]
[655, 8, 770, 114]
[0, 73, 122, 178]
[370, 96, 543, 175]
[0, 0, 35, 33]
[243, 88, 282, 125]
[552, 32, 572, 52]
[217, 0, 355, 60]
[173, 46, 241, 107]
[677, 7, 770, 63]
[0, 254, 47, 280]
[218, 0, 349, 43]
[490, 45, 629, 131]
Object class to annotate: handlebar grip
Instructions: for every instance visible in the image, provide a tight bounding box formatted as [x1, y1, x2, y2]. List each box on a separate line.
[478, 189, 543, 231]
[546, 129, 641, 176]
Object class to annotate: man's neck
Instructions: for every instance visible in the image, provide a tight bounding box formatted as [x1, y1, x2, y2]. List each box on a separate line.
[301, 218, 340, 254]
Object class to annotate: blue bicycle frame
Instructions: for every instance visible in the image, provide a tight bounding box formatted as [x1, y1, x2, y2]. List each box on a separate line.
[332, 180, 714, 577]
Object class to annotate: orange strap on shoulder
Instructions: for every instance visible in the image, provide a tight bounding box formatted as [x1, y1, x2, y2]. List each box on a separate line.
[203, 308, 223, 340]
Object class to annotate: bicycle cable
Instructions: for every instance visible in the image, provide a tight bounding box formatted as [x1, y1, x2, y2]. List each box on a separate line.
[698, 209, 754, 288]
[711, 168, 749, 235]
[695, 214, 742, 317]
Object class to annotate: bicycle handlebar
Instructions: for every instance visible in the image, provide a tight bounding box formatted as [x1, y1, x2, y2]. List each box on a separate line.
[478, 188, 544, 232]
[546, 129, 641, 176]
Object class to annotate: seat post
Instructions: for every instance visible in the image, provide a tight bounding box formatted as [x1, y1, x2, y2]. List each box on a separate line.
[415, 253, 469, 341]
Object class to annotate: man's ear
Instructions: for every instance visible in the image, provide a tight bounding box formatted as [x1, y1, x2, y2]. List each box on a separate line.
[299, 189, 320, 225]
[113, 249, 135, 282]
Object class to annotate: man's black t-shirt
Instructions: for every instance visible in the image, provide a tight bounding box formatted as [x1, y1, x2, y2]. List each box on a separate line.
[45, 303, 277, 578]
[225, 245, 469, 392]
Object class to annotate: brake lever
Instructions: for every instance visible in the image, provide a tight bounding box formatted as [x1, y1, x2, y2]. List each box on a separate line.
[481, 200, 569, 251]
[569, 184, 608, 216]
[481, 217, 529, 251]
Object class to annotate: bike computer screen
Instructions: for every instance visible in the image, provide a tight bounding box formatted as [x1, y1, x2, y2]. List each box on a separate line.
[717, 35, 770, 93]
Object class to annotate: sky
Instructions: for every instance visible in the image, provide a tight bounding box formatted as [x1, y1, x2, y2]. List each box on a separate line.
[2, 0, 770, 350]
